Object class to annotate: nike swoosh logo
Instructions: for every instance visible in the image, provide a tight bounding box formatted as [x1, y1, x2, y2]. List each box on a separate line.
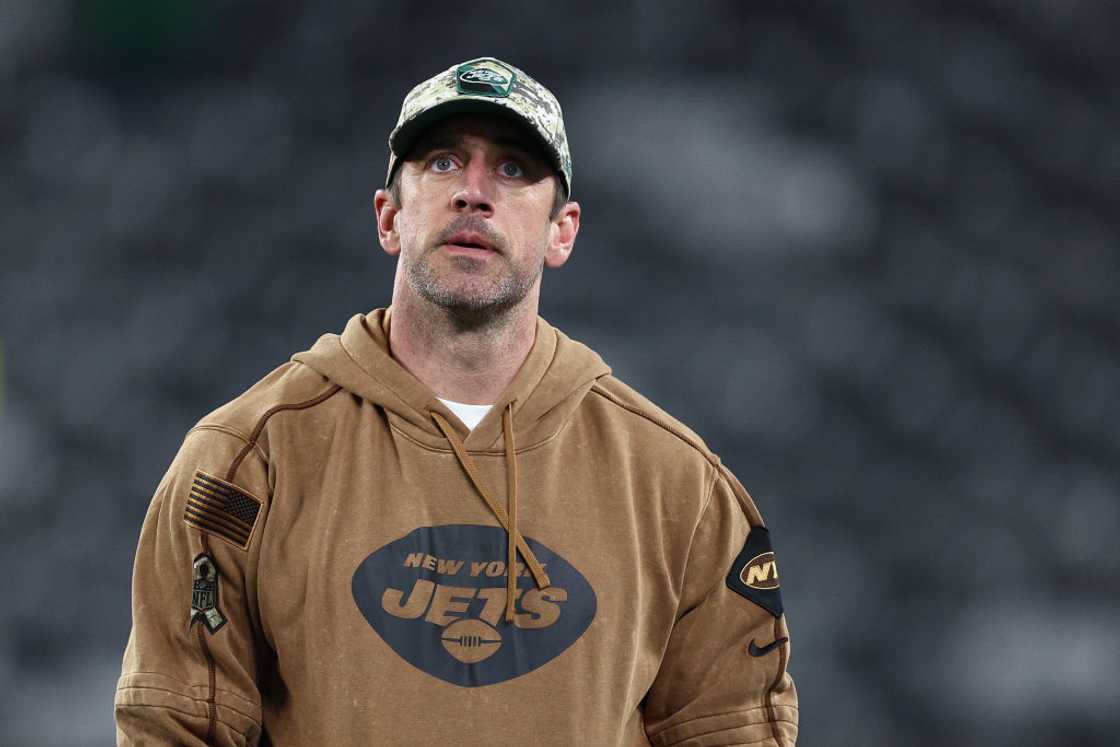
[748, 637, 788, 657]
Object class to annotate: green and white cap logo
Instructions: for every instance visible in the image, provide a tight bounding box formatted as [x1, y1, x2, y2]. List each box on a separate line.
[456, 59, 516, 97]
[386, 56, 573, 198]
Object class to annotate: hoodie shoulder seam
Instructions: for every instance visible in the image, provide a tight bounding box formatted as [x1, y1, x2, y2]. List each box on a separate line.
[589, 383, 718, 467]
[186, 424, 268, 465]
[224, 383, 343, 482]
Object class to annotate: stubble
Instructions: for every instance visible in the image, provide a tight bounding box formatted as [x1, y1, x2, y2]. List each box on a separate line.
[404, 216, 545, 329]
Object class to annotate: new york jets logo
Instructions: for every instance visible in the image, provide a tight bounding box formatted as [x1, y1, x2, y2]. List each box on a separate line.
[455, 59, 516, 97]
[352, 524, 596, 686]
[740, 551, 779, 590]
[460, 68, 508, 85]
[725, 526, 784, 618]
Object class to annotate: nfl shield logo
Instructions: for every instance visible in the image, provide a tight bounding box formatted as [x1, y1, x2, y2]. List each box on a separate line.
[192, 580, 215, 611]
[190, 553, 227, 633]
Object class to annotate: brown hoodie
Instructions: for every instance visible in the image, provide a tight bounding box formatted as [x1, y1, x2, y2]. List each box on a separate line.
[115, 308, 798, 746]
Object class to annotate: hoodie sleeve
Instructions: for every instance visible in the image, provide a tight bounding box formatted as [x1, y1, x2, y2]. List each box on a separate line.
[642, 466, 799, 746]
[115, 426, 270, 746]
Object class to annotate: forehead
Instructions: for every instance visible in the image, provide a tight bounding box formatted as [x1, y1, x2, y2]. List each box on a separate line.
[408, 113, 546, 159]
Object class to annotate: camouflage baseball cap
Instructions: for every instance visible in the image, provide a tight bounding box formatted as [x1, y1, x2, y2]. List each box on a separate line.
[385, 57, 573, 198]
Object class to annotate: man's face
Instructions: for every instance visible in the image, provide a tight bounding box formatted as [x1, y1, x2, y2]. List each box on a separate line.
[375, 113, 578, 321]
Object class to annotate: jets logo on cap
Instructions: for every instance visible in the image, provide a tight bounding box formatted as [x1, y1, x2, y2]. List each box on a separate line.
[456, 59, 516, 97]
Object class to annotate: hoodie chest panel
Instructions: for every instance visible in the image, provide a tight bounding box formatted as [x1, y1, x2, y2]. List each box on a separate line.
[254, 405, 705, 734]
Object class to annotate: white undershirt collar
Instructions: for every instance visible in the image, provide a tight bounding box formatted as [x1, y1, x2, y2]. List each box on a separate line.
[437, 397, 494, 431]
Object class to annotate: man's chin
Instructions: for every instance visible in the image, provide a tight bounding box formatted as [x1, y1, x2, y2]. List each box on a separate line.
[406, 258, 537, 325]
[436, 292, 515, 315]
[413, 280, 515, 314]
[427, 294, 523, 330]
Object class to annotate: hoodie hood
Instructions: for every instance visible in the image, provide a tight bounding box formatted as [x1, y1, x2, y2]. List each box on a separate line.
[292, 307, 611, 452]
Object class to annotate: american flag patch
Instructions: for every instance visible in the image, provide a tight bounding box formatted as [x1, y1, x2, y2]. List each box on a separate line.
[183, 471, 262, 549]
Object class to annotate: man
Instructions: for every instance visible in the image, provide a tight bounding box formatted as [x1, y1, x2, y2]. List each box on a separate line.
[116, 57, 798, 746]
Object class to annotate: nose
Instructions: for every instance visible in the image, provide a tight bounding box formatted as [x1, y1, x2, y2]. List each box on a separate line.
[450, 158, 495, 216]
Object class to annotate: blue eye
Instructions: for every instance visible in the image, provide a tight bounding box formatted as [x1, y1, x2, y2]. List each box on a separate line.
[499, 161, 523, 178]
[431, 156, 456, 172]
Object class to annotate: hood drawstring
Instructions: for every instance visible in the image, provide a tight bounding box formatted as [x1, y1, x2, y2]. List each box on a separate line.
[431, 402, 551, 623]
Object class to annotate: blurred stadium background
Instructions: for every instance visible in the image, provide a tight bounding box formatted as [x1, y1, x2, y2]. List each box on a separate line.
[1, 1, 1118, 745]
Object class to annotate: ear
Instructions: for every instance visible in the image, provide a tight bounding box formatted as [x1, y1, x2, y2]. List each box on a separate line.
[545, 200, 580, 269]
[373, 189, 401, 257]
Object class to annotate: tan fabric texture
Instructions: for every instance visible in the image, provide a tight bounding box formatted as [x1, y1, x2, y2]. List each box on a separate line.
[116, 308, 798, 745]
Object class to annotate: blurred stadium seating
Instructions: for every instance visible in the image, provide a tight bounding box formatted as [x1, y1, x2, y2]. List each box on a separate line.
[1, 2, 1117, 744]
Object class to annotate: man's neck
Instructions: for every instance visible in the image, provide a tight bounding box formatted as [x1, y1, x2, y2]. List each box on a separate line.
[386, 292, 538, 405]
